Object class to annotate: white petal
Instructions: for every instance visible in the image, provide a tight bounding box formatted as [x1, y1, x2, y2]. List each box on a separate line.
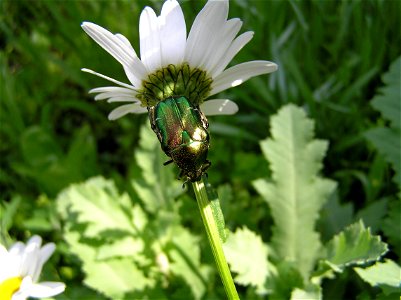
[19, 281, 66, 298]
[201, 99, 238, 116]
[185, 0, 229, 68]
[89, 86, 139, 103]
[81, 22, 147, 87]
[159, 0, 186, 66]
[210, 31, 254, 78]
[210, 61, 278, 95]
[203, 18, 242, 73]
[82, 68, 137, 90]
[9, 242, 25, 255]
[26, 236, 42, 248]
[89, 86, 135, 94]
[108, 103, 148, 120]
[140, 7, 162, 72]
[107, 97, 139, 103]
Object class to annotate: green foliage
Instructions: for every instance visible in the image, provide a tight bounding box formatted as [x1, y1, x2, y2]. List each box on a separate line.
[354, 259, 401, 296]
[365, 57, 401, 188]
[223, 227, 269, 291]
[253, 104, 337, 279]
[322, 220, 388, 272]
[57, 177, 152, 298]
[2, 1, 400, 299]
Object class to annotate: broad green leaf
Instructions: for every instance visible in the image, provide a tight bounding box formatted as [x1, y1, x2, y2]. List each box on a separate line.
[131, 124, 183, 213]
[63, 228, 152, 299]
[223, 227, 269, 291]
[354, 260, 400, 295]
[57, 177, 154, 298]
[323, 220, 388, 272]
[57, 176, 136, 237]
[97, 236, 145, 260]
[167, 226, 211, 300]
[253, 104, 336, 279]
[365, 56, 401, 189]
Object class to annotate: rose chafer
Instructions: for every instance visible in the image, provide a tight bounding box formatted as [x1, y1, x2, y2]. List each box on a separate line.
[148, 96, 211, 182]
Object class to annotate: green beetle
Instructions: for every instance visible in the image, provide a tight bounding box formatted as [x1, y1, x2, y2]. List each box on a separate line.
[148, 96, 211, 182]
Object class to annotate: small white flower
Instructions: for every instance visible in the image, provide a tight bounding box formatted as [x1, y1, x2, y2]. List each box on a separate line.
[0, 236, 65, 300]
[82, 0, 277, 120]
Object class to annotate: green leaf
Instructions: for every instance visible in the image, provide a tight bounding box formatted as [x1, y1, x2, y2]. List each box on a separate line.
[354, 259, 401, 295]
[131, 124, 183, 213]
[14, 125, 98, 196]
[382, 199, 401, 257]
[56, 177, 153, 298]
[371, 56, 400, 129]
[63, 229, 152, 299]
[291, 284, 322, 300]
[0, 196, 21, 232]
[252, 104, 336, 279]
[365, 127, 400, 188]
[167, 226, 211, 300]
[223, 227, 269, 291]
[355, 198, 388, 234]
[57, 176, 136, 238]
[323, 220, 388, 272]
[365, 56, 401, 189]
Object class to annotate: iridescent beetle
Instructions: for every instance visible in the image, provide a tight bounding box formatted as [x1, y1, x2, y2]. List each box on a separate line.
[148, 96, 211, 182]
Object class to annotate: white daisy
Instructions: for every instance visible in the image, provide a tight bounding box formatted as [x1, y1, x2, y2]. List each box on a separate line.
[82, 0, 277, 120]
[0, 236, 65, 300]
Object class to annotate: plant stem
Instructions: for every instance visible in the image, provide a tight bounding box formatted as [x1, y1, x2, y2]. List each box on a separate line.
[192, 177, 239, 300]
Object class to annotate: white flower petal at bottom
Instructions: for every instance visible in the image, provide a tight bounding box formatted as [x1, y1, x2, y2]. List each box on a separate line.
[201, 99, 238, 116]
[210, 61, 278, 96]
[108, 103, 147, 120]
[14, 277, 66, 299]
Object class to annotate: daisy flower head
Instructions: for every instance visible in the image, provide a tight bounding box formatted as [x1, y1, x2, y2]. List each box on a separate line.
[0, 236, 65, 300]
[81, 0, 278, 120]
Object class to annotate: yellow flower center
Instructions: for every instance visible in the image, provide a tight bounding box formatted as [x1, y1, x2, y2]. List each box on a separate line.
[136, 63, 212, 107]
[0, 277, 23, 300]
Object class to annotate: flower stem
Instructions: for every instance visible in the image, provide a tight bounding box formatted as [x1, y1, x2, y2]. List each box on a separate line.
[192, 176, 239, 300]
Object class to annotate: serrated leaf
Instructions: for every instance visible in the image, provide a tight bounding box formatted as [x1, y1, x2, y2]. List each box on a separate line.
[63, 229, 152, 298]
[131, 124, 183, 213]
[323, 220, 388, 272]
[354, 259, 401, 295]
[167, 226, 211, 300]
[252, 104, 336, 279]
[223, 227, 269, 290]
[371, 56, 400, 129]
[365, 56, 401, 189]
[57, 176, 136, 237]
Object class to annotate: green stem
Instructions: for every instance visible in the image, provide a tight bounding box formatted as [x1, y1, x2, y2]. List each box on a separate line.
[192, 177, 239, 300]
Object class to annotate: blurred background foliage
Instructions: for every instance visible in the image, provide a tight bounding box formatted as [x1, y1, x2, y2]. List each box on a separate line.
[1, 0, 400, 299]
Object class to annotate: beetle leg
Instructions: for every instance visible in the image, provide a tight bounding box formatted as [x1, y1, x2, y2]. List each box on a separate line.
[163, 159, 174, 166]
